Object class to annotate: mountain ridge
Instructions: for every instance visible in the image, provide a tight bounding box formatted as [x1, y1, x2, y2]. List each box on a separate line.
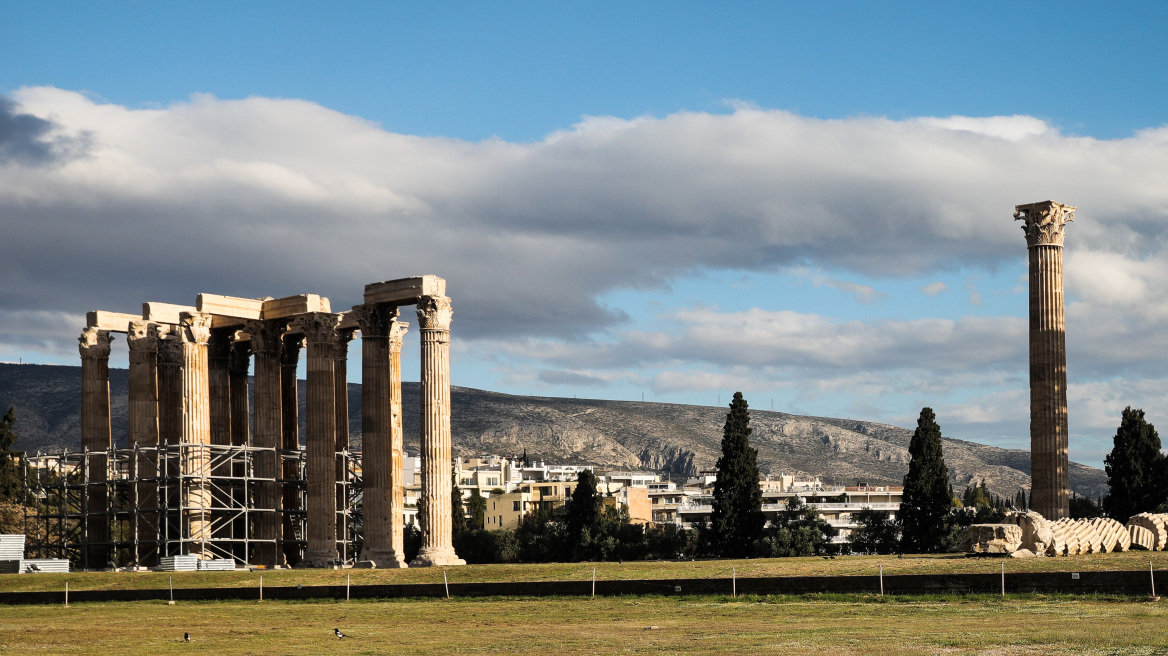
[0, 363, 1107, 499]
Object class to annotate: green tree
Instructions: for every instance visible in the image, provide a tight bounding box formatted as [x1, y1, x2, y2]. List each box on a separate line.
[466, 488, 487, 530]
[0, 407, 24, 503]
[709, 392, 764, 557]
[1103, 406, 1167, 520]
[848, 507, 900, 554]
[566, 469, 602, 553]
[899, 407, 952, 553]
[451, 475, 467, 535]
[754, 497, 835, 557]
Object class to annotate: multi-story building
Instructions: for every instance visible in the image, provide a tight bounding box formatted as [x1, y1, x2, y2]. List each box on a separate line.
[676, 480, 903, 544]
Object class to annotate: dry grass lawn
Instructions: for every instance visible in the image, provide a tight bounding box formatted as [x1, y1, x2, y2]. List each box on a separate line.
[2, 594, 1167, 655]
[2, 550, 1168, 594]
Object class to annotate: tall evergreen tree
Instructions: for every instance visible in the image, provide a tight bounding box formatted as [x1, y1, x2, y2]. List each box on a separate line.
[450, 475, 468, 535]
[566, 468, 602, 544]
[0, 407, 23, 503]
[466, 487, 487, 530]
[1103, 406, 1167, 520]
[709, 392, 763, 557]
[899, 407, 951, 553]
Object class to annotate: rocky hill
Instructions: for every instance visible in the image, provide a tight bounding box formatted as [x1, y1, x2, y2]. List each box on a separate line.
[0, 363, 1107, 498]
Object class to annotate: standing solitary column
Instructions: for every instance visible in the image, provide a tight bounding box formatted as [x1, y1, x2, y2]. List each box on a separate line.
[298, 313, 342, 566]
[1016, 200, 1075, 520]
[411, 295, 465, 567]
[354, 304, 407, 568]
[127, 321, 160, 567]
[247, 320, 284, 567]
[79, 326, 113, 570]
[179, 312, 213, 557]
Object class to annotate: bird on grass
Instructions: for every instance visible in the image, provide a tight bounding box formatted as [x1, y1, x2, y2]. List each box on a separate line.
[184, 632, 190, 642]
[334, 628, 353, 640]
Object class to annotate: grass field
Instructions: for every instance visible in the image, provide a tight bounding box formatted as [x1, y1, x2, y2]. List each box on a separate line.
[3, 550, 1168, 594]
[2, 594, 1167, 655]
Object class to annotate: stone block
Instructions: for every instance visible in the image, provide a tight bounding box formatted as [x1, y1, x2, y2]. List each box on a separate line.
[965, 524, 1022, 554]
[197, 294, 264, 322]
[364, 275, 446, 306]
[86, 311, 141, 333]
[143, 302, 197, 325]
[262, 294, 331, 320]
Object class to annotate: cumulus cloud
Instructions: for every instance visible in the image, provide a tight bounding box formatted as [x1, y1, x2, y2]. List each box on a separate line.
[0, 94, 88, 166]
[4, 87, 1167, 348]
[3, 87, 1168, 464]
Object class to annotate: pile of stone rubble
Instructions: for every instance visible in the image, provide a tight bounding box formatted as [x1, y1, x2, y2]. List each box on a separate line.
[962, 511, 1168, 557]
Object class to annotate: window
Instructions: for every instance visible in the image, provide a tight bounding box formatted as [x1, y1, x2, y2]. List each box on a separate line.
[513, 501, 520, 511]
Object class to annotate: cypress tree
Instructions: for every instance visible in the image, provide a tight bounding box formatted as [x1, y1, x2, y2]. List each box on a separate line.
[466, 487, 487, 530]
[1103, 406, 1166, 520]
[451, 475, 467, 535]
[0, 408, 23, 503]
[899, 407, 951, 553]
[709, 392, 764, 557]
[566, 468, 601, 543]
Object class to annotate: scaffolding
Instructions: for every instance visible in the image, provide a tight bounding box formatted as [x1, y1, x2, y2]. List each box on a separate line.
[21, 444, 363, 570]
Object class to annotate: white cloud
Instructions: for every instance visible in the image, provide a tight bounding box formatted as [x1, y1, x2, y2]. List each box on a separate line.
[3, 88, 1168, 467]
[921, 281, 948, 296]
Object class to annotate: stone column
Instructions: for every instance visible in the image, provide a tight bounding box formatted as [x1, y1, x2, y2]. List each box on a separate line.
[229, 338, 252, 447]
[127, 321, 160, 566]
[247, 320, 284, 567]
[354, 305, 407, 568]
[334, 328, 355, 557]
[1016, 200, 1075, 520]
[411, 296, 464, 567]
[79, 326, 113, 570]
[156, 329, 184, 447]
[208, 329, 233, 447]
[279, 333, 304, 565]
[228, 335, 251, 562]
[297, 313, 342, 566]
[179, 313, 213, 557]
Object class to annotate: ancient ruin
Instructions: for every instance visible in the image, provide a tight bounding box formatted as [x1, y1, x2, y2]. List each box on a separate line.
[1016, 201, 1075, 520]
[965, 511, 1168, 557]
[35, 275, 463, 569]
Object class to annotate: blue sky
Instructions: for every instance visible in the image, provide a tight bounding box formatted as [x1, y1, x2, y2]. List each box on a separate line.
[2, 2, 1168, 467]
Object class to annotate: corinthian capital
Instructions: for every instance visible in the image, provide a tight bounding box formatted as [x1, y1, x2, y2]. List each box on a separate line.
[416, 295, 453, 332]
[126, 321, 159, 361]
[352, 303, 400, 337]
[78, 327, 112, 360]
[388, 321, 409, 352]
[179, 312, 212, 344]
[1015, 200, 1075, 248]
[245, 320, 286, 355]
[293, 312, 342, 346]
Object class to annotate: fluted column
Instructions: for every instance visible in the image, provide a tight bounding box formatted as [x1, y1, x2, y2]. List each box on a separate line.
[208, 328, 233, 447]
[228, 335, 251, 562]
[1016, 200, 1075, 520]
[280, 333, 304, 565]
[179, 312, 212, 557]
[229, 338, 252, 447]
[334, 328, 355, 556]
[156, 329, 183, 447]
[247, 320, 284, 567]
[297, 313, 342, 566]
[354, 304, 407, 568]
[79, 327, 113, 570]
[411, 295, 464, 567]
[127, 321, 160, 566]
